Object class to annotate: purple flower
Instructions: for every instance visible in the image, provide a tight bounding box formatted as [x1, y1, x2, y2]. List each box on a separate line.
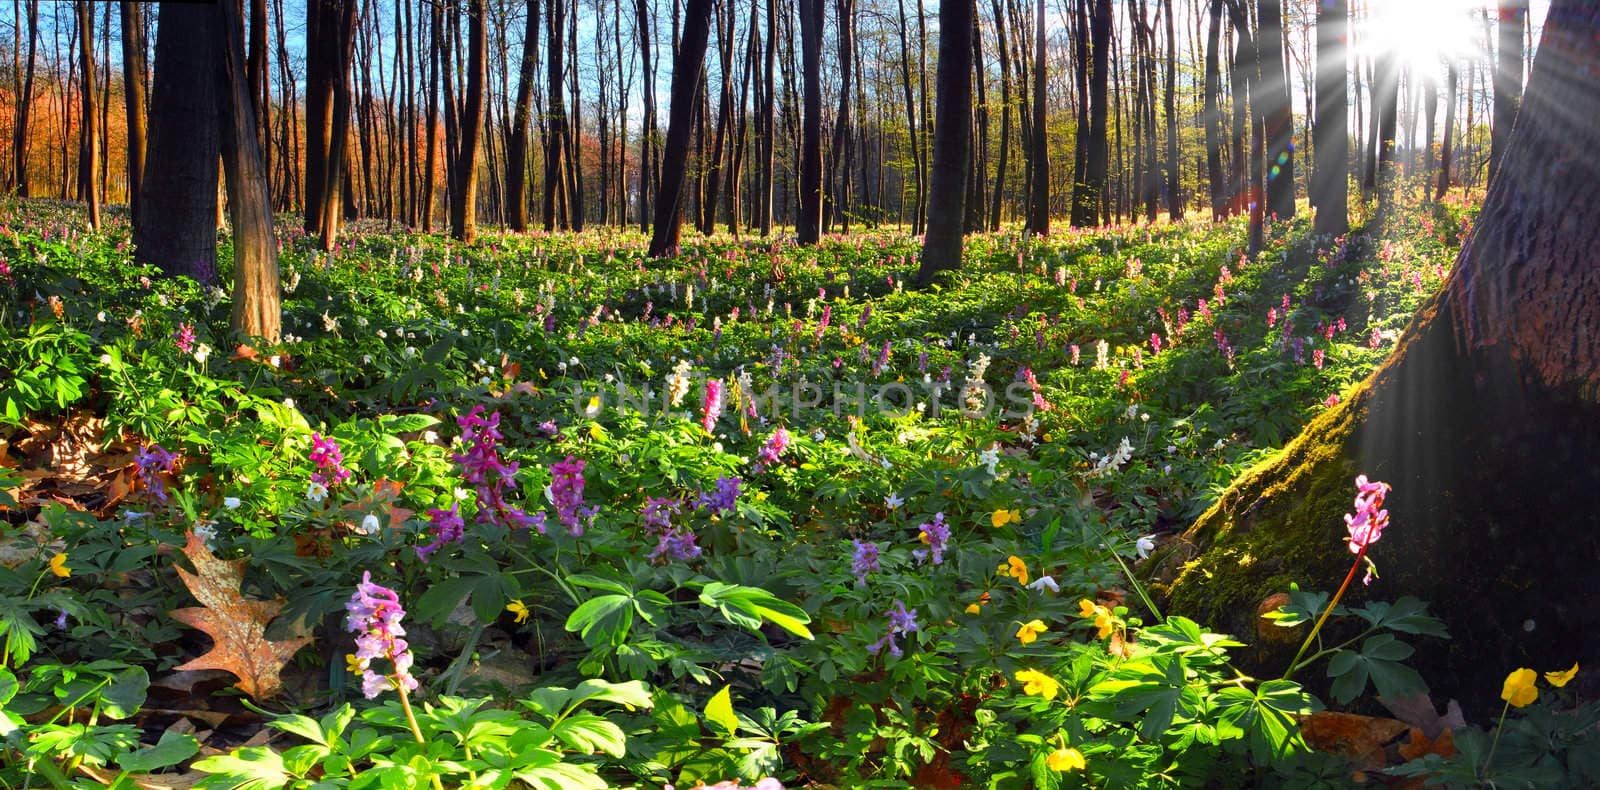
[850, 539, 880, 587]
[872, 340, 891, 377]
[416, 504, 465, 561]
[1345, 475, 1392, 557]
[866, 600, 919, 658]
[451, 407, 543, 531]
[309, 432, 352, 487]
[755, 428, 791, 471]
[912, 513, 950, 566]
[344, 571, 418, 699]
[649, 528, 702, 563]
[134, 444, 178, 501]
[548, 456, 590, 535]
[174, 323, 196, 354]
[642, 496, 682, 533]
[696, 476, 740, 516]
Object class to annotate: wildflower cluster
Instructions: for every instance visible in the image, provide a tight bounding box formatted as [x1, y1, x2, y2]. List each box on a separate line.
[309, 432, 352, 488]
[452, 407, 544, 532]
[850, 539, 880, 587]
[345, 571, 419, 699]
[912, 512, 950, 565]
[548, 456, 592, 535]
[755, 427, 791, 471]
[135, 443, 177, 501]
[866, 600, 919, 658]
[640, 496, 700, 563]
[695, 476, 741, 515]
[416, 504, 466, 561]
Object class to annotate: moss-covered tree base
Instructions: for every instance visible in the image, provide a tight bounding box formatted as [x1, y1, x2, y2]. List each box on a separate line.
[1149, 290, 1600, 712]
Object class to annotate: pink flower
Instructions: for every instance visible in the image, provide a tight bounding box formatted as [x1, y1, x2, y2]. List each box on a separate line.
[701, 379, 724, 433]
[1345, 475, 1392, 556]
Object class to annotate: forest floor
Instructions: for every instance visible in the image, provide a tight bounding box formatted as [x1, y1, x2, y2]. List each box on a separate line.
[0, 194, 1557, 789]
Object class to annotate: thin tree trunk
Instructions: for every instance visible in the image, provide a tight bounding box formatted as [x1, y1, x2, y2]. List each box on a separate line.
[1489, 0, 1526, 185]
[75, 1, 100, 228]
[1162, 0, 1180, 219]
[1312, 0, 1347, 237]
[1202, 0, 1224, 220]
[119, 2, 147, 223]
[451, 0, 486, 242]
[647, 0, 714, 257]
[796, 0, 824, 244]
[914, 0, 975, 285]
[1025, 0, 1048, 234]
[219, 0, 280, 342]
[507, 0, 539, 231]
[1258, 0, 1293, 219]
[1436, 63, 1457, 201]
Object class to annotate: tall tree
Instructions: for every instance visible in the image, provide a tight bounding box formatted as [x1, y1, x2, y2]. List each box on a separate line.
[913, 0, 975, 284]
[989, 0, 1013, 231]
[646, 0, 715, 257]
[1258, 0, 1294, 219]
[451, 0, 487, 243]
[1161, 0, 1179, 220]
[119, 2, 147, 224]
[1070, 0, 1110, 226]
[1202, 0, 1225, 220]
[757, 0, 776, 235]
[10, 0, 38, 195]
[1024, 0, 1047, 235]
[1157, 0, 1600, 706]
[1489, 0, 1527, 184]
[1312, 0, 1347, 237]
[828, 0, 855, 231]
[796, 0, 823, 245]
[75, 1, 100, 228]
[134, 3, 220, 282]
[506, 0, 539, 231]
[218, 0, 281, 341]
[1436, 63, 1458, 201]
[304, 0, 358, 248]
[542, 0, 570, 230]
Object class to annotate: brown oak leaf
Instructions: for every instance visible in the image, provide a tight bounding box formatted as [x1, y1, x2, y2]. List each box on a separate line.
[169, 532, 313, 699]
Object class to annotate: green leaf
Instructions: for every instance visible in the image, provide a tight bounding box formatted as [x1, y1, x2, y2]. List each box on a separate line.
[100, 666, 149, 721]
[1325, 635, 1426, 704]
[119, 731, 201, 773]
[564, 593, 634, 648]
[551, 712, 628, 757]
[695, 582, 813, 640]
[378, 414, 441, 434]
[1089, 656, 1186, 742]
[704, 685, 739, 736]
[1351, 597, 1451, 639]
[193, 747, 291, 789]
[1216, 679, 1314, 764]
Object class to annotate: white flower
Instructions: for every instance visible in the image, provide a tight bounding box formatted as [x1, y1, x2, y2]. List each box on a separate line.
[454, 487, 472, 501]
[885, 493, 905, 510]
[193, 521, 218, 547]
[193, 344, 211, 364]
[223, 496, 241, 510]
[321, 311, 340, 333]
[421, 430, 439, 444]
[269, 355, 282, 368]
[978, 446, 1001, 476]
[99, 353, 111, 365]
[306, 481, 328, 503]
[357, 514, 381, 536]
[1136, 535, 1157, 560]
[282, 397, 296, 410]
[1026, 576, 1060, 593]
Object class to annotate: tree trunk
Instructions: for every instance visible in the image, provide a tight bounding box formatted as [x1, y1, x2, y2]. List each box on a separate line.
[450, 0, 486, 243]
[218, 0, 280, 342]
[134, 2, 220, 282]
[119, 2, 147, 224]
[1489, 0, 1526, 185]
[913, 0, 974, 285]
[1161, 0, 1179, 220]
[1312, 0, 1347, 238]
[11, 0, 38, 196]
[1436, 63, 1457, 201]
[248, 0, 269, 181]
[989, 0, 1012, 231]
[542, 0, 568, 231]
[506, 0, 539, 231]
[645, 0, 714, 257]
[1371, 51, 1400, 221]
[796, 0, 824, 245]
[1258, 0, 1294, 220]
[1153, 0, 1600, 712]
[1202, 0, 1224, 220]
[76, 1, 100, 229]
[1071, 0, 1110, 226]
[1024, 0, 1048, 235]
[758, 0, 776, 235]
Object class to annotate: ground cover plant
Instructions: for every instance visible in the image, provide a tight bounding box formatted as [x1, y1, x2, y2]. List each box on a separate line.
[2, 196, 1595, 788]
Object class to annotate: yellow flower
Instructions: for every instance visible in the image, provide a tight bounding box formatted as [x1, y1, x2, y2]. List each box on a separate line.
[48, 553, 70, 578]
[997, 555, 1030, 586]
[991, 508, 1022, 528]
[1046, 746, 1086, 772]
[1502, 668, 1538, 708]
[1016, 619, 1048, 645]
[965, 603, 982, 615]
[1545, 662, 1580, 688]
[1014, 668, 1060, 700]
[506, 599, 531, 624]
[345, 653, 363, 673]
[1078, 599, 1114, 639]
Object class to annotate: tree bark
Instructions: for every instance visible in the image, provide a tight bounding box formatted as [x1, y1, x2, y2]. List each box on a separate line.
[1258, 0, 1294, 220]
[134, 3, 220, 282]
[506, 0, 539, 231]
[913, 0, 974, 285]
[1153, 0, 1600, 711]
[542, 0, 569, 231]
[1436, 63, 1457, 201]
[1202, 0, 1225, 220]
[1071, 0, 1110, 226]
[119, 2, 147, 224]
[1024, 0, 1048, 235]
[11, 0, 38, 196]
[1312, 0, 1347, 238]
[450, 0, 486, 243]
[795, 0, 824, 245]
[646, 0, 714, 258]
[1161, 0, 1179, 220]
[218, 0, 281, 342]
[75, 1, 100, 229]
[1489, 0, 1526, 185]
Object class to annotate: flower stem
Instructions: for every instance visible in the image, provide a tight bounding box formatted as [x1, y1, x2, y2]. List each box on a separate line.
[1479, 699, 1511, 781]
[395, 685, 446, 790]
[1284, 544, 1367, 681]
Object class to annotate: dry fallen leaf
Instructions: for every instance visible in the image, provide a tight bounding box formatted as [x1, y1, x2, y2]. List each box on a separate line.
[168, 533, 313, 699]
